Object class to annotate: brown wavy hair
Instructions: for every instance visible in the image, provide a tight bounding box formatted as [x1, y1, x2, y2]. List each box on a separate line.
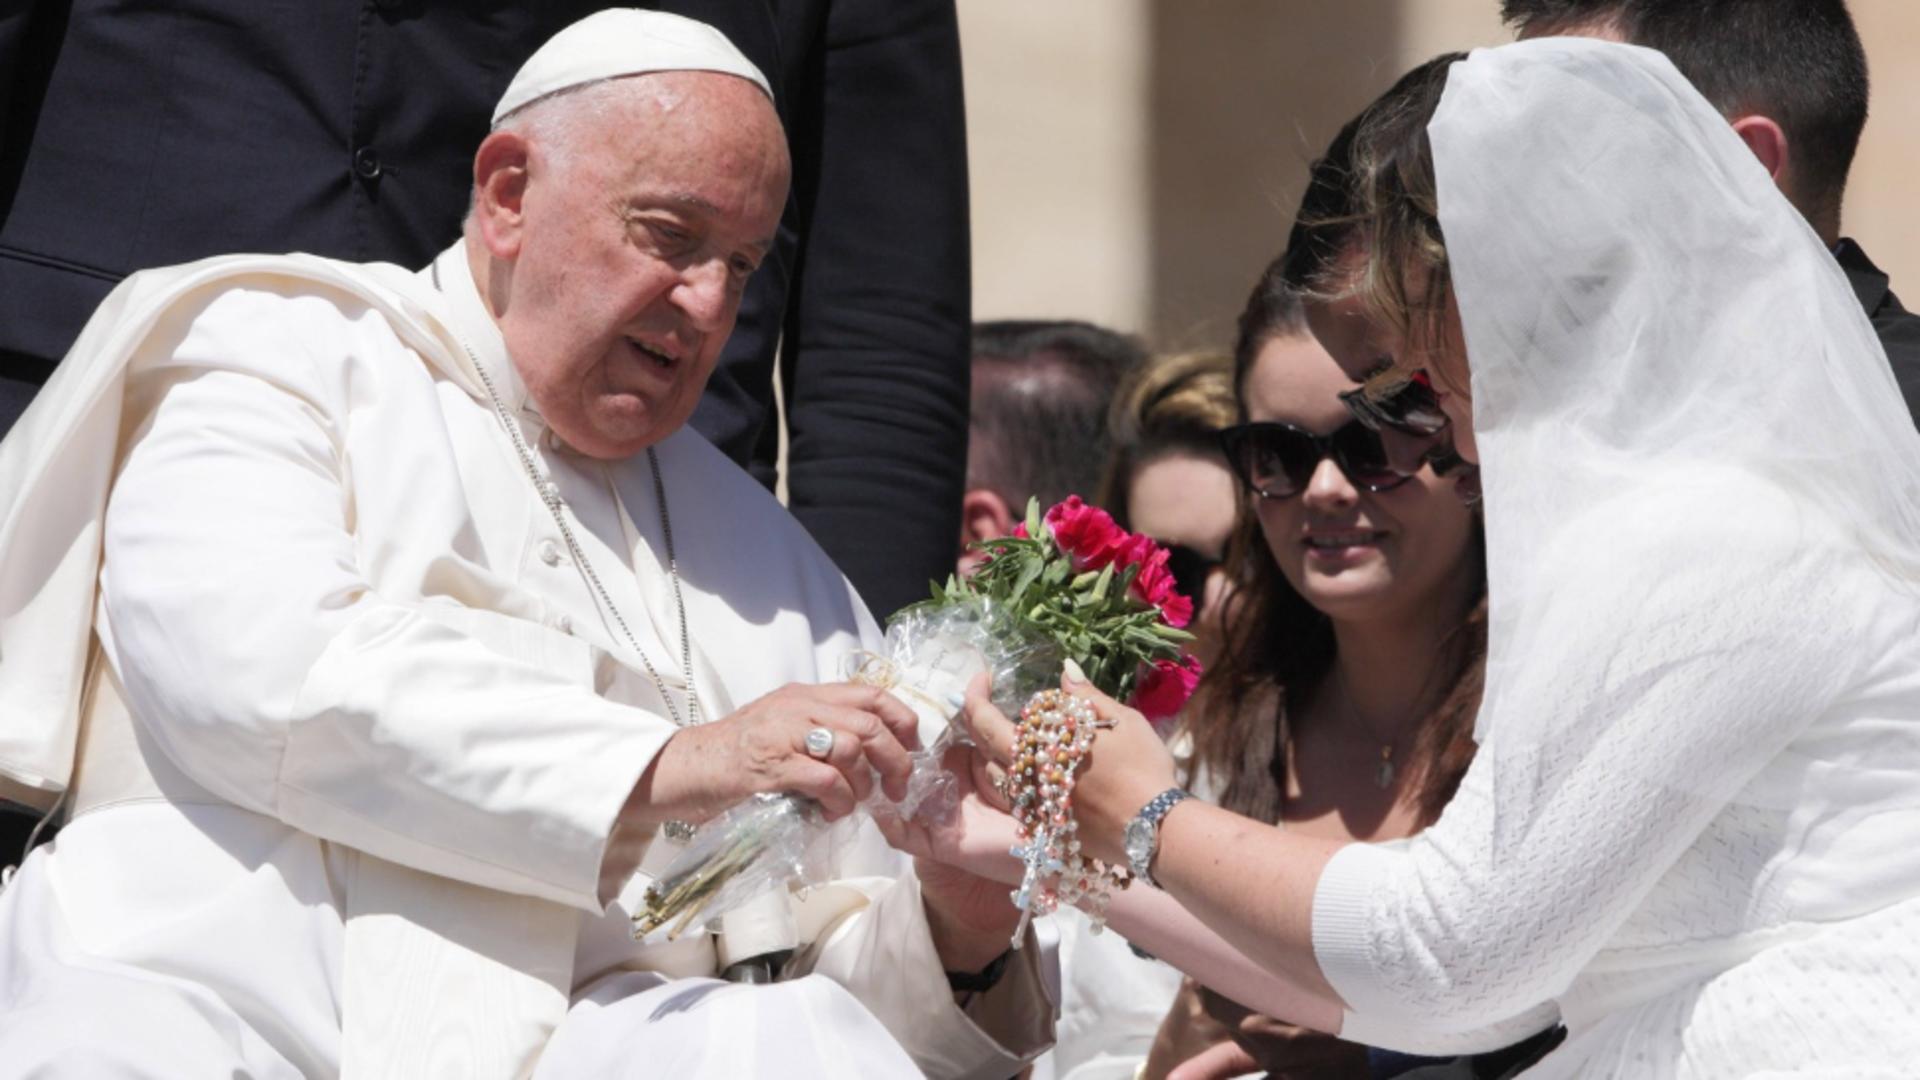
[1284, 52, 1468, 396]
[1183, 59, 1485, 825]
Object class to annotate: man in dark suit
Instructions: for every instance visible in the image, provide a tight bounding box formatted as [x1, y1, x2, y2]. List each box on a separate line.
[1837, 238, 1920, 416]
[1502, 0, 1920, 426]
[0, 0, 968, 866]
[0, 0, 967, 622]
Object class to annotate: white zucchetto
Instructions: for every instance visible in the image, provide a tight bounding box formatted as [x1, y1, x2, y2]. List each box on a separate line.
[491, 9, 773, 126]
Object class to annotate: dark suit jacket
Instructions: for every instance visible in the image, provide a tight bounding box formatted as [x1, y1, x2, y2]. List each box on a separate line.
[1836, 237, 1920, 429]
[0, 0, 968, 619]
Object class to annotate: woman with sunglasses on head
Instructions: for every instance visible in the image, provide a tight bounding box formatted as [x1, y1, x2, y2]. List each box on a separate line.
[899, 39, 1920, 1078]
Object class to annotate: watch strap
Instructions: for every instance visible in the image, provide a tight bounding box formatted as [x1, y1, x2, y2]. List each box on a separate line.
[1130, 787, 1192, 886]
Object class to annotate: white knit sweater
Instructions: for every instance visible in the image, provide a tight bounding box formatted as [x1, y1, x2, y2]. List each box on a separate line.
[1311, 518, 1920, 1077]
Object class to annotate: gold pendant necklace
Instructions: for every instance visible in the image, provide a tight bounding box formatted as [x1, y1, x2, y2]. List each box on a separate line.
[1332, 666, 1400, 790]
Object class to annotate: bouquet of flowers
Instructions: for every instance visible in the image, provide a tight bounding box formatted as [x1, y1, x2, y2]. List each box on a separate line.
[631, 496, 1203, 941]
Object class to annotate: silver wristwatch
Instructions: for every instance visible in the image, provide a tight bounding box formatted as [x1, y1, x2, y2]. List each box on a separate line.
[1123, 787, 1191, 888]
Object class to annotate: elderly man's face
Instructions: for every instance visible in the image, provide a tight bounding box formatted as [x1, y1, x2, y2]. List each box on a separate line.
[493, 73, 788, 459]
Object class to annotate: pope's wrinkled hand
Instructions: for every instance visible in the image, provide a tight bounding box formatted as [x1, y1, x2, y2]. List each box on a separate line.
[875, 744, 1027, 973]
[630, 683, 920, 827]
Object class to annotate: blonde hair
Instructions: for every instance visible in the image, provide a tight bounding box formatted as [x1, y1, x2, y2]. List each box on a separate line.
[1096, 351, 1237, 528]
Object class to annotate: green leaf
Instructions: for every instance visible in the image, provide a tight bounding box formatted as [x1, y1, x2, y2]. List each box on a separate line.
[1043, 557, 1072, 588]
[1089, 562, 1114, 604]
[1024, 497, 1044, 542]
[1011, 555, 1044, 607]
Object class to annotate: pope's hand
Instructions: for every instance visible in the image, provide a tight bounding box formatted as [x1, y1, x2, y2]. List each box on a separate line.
[875, 744, 1027, 973]
[954, 666, 1178, 867]
[630, 683, 920, 827]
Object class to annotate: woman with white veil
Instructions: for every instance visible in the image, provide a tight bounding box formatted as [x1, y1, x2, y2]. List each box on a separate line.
[911, 37, 1920, 1076]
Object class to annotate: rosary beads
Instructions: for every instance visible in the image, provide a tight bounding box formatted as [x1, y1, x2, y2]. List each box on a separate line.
[1006, 689, 1129, 947]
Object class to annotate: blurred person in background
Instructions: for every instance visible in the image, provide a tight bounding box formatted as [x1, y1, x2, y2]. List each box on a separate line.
[960, 320, 1146, 576]
[1097, 351, 1241, 669]
[1502, 0, 1920, 424]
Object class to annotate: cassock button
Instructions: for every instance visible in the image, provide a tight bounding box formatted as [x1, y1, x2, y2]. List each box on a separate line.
[538, 539, 563, 567]
[352, 146, 382, 181]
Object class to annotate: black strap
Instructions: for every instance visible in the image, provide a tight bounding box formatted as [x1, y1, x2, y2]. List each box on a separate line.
[944, 948, 1012, 994]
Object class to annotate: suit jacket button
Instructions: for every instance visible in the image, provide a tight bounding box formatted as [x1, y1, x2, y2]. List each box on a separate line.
[353, 146, 382, 180]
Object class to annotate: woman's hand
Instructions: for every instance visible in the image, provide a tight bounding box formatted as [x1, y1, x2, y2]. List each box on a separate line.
[630, 682, 921, 827]
[953, 664, 1179, 866]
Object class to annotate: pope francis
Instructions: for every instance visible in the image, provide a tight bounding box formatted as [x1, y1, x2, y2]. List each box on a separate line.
[0, 11, 1053, 1078]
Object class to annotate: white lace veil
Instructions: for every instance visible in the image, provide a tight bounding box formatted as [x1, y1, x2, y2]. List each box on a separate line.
[1427, 40, 1920, 847]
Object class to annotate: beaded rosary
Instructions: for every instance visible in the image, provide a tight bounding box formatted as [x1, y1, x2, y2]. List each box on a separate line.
[1005, 689, 1131, 948]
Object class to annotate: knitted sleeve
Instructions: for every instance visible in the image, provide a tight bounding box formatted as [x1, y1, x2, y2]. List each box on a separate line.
[1309, 490, 1863, 1037]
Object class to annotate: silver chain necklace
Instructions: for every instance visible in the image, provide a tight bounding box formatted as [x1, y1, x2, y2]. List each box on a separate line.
[466, 348, 703, 731]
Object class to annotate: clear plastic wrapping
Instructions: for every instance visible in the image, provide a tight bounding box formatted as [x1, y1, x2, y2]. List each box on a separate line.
[633, 597, 1059, 940]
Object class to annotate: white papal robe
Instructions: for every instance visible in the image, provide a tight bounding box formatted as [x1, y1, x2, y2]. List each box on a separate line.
[0, 243, 1054, 1078]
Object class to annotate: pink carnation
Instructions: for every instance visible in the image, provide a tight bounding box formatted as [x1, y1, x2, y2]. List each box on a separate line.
[1131, 655, 1204, 727]
[1128, 546, 1193, 628]
[1043, 496, 1132, 571]
[1042, 497, 1196, 626]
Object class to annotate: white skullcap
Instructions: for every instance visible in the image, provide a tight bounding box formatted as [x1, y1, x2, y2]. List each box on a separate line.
[491, 9, 773, 126]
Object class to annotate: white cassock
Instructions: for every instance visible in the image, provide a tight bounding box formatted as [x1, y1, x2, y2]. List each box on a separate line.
[0, 243, 1055, 1078]
[1028, 909, 1180, 1080]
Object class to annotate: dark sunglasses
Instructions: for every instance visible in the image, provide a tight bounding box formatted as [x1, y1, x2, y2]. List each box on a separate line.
[1337, 369, 1449, 437]
[1218, 420, 1411, 499]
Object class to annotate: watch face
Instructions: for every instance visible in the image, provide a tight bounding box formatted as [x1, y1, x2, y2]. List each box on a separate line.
[1124, 817, 1152, 865]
